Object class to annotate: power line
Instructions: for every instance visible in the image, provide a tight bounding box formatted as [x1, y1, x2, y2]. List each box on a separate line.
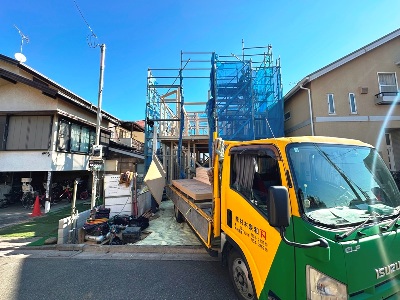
[72, 0, 99, 48]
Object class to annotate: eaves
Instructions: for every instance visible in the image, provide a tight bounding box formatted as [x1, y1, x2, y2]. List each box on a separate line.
[0, 67, 57, 98]
[108, 147, 145, 159]
[0, 66, 119, 125]
[0, 54, 120, 125]
[284, 27, 400, 101]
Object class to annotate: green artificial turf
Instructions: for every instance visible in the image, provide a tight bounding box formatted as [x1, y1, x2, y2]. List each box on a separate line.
[0, 202, 89, 243]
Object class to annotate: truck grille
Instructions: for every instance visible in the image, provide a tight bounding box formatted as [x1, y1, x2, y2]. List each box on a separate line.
[349, 275, 400, 299]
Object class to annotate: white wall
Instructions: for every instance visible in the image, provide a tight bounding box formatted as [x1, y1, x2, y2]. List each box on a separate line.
[0, 84, 57, 112]
[0, 151, 89, 172]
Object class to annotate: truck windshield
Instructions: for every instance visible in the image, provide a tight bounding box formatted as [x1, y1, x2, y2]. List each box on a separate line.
[287, 143, 400, 227]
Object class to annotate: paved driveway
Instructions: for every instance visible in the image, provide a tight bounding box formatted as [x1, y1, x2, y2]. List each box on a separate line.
[0, 201, 71, 229]
[0, 199, 202, 247]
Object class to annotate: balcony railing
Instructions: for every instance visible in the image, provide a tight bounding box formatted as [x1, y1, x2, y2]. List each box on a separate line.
[110, 137, 144, 152]
[375, 91, 399, 105]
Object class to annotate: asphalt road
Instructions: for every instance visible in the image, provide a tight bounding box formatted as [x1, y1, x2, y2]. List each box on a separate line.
[0, 251, 239, 300]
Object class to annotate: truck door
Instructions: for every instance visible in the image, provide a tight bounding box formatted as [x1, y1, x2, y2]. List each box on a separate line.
[222, 144, 296, 300]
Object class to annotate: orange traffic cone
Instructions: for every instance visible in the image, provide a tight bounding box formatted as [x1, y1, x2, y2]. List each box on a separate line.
[31, 196, 42, 217]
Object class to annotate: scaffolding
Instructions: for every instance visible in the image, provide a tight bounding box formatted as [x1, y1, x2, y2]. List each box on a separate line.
[145, 52, 212, 183]
[208, 43, 283, 143]
[144, 45, 283, 183]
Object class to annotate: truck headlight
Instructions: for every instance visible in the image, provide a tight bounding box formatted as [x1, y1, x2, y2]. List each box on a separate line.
[306, 265, 347, 299]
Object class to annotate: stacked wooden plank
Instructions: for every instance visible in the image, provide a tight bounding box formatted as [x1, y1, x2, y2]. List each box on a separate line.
[193, 167, 212, 185]
[172, 179, 212, 201]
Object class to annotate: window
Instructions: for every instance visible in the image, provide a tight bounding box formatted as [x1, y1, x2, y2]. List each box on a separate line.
[80, 127, 90, 153]
[378, 72, 398, 95]
[118, 128, 130, 138]
[100, 131, 110, 144]
[6, 116, 52, 150]
[89, 130, 96, 154]
[349, 93, 357, 114]
[385, 133, 391, 146]
[57, 118, 96, 154]
[70, 124, 81, 152]
[327, 94, 335, 114]
[0, 116, 7, 151]
[230, 146, 281, 215]
[57, 119, 70, 151]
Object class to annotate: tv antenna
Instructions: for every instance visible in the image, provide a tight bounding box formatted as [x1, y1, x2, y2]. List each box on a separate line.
[14, 25, 29, 63]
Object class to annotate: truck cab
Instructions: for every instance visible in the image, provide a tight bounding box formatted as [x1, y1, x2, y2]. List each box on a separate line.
[219, 136, 400, 299]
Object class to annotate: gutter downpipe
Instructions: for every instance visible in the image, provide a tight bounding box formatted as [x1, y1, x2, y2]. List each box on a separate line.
[299, 77, 314, 136]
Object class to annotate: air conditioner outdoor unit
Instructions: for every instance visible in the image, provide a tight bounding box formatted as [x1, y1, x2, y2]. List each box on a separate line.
[375, 94, 397, 105]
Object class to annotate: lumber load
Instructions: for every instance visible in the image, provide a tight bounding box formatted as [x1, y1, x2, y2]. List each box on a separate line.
[193, 167, 211, 185]
[171, 179, 212, 201]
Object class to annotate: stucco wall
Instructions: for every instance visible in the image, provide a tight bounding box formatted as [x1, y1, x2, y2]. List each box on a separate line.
[0, 83, 57, 112]
[284, 36, 400, 168]
[284, 87, 313, 136]
[0, 62, 109, 131]
[310, 37, 400, 118]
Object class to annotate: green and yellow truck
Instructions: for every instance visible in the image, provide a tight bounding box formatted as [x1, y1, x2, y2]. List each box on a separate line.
[166, 135, 400, 299]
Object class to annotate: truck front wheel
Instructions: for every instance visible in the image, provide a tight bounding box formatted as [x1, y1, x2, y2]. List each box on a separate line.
[228, 249, 257, 300]
[174, 205, 184, 223]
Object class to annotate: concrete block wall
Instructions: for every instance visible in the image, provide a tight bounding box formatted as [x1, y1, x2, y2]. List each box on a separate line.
[57, 209, 91, 244]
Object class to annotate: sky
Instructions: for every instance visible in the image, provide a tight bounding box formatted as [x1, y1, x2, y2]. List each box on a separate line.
[1, 0, 400, 122]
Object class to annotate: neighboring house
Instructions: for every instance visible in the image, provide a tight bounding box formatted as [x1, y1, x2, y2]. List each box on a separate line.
[284, 28, 400, 171]
[109, 121, 145, 172]
[0, 53, 144, 199]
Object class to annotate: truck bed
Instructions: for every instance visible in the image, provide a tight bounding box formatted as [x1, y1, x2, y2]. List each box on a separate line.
[166, 183, 215, 250]
[171, 179, 212, 201]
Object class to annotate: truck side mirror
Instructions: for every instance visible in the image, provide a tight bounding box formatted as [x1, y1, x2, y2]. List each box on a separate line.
[268, 186, 329, 249]
[268, 186, 290, 228]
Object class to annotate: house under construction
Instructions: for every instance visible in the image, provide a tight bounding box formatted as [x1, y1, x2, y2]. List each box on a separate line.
[144, 44, 283, 183]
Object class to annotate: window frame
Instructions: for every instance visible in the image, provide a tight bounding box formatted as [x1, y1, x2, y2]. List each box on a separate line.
[6, 115, 52, 150]
[327, 93, 335, 115]
[0, 115, 7, 151]
[348, 93, 357, 114]
[56, 118, 97, 154]
[377, 72, 398, 95]
[57, 119, 71, 152]
[229, 145, 282, 215]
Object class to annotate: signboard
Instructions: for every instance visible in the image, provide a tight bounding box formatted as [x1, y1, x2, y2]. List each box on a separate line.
[104, 175, 132, 197]
[89, 159, 103, 170]
[104, 174, 133, 217]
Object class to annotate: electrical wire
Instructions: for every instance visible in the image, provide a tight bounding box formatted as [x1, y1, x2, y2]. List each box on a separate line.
[72, 0, 99, 48]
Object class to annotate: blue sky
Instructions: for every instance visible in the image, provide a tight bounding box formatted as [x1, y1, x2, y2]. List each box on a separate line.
[1, 0, 399, 122]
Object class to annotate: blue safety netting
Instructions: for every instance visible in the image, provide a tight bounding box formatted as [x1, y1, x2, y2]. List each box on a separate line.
[207, 52, 283, 153]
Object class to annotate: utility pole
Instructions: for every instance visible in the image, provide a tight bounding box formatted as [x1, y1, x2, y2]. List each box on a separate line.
[90, 44, 106, 208]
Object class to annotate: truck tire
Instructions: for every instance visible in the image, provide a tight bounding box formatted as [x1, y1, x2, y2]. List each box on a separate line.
[174, 205, 185, 223]
[228, 249, 257, 300]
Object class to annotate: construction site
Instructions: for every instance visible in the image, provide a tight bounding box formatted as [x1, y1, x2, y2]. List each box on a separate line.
[144, 43, 283, 183]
